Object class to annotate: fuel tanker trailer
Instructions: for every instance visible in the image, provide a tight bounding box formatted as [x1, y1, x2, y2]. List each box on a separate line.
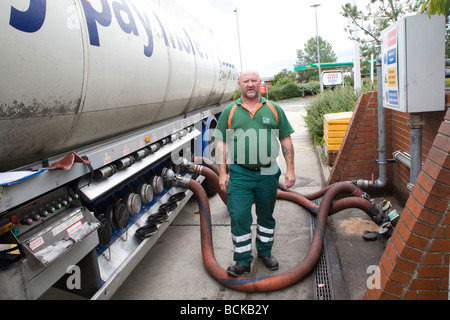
[0, 0, 238, 299]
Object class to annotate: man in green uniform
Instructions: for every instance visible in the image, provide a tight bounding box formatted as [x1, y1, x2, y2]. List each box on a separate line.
[213, 69, 296, 277]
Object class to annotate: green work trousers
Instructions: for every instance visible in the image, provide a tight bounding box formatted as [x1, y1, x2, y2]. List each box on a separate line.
[226, 163, 281, 267]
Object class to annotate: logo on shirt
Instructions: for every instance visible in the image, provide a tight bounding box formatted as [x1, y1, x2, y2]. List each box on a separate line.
[263, 117, 270, 124]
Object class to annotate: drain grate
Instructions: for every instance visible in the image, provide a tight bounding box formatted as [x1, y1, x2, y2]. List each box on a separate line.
[310, 199, 334, 300]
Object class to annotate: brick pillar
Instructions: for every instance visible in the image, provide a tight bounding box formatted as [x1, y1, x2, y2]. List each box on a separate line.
[364, 109, 450, 300]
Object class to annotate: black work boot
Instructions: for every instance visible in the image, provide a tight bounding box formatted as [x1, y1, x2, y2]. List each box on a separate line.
[227, 263, 250, 277]
[258, 254, 279, 270]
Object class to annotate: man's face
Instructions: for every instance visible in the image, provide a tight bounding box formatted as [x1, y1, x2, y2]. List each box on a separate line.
[238, 72, 261, 99]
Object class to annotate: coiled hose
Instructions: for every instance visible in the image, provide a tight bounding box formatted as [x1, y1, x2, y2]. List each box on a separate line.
[189, 165, 380, 293]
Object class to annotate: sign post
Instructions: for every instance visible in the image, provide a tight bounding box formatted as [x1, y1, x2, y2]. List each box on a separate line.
[260, 84, 268, 99]
[322, 71, 344, 87]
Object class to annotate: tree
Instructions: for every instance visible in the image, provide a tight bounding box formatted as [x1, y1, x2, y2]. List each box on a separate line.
[341, 0, 424, 60]
[420, 0, 450, 56]
[272, 68, 297, 86]
[420, 0, 450, 16]
[294, 36, 337, 82]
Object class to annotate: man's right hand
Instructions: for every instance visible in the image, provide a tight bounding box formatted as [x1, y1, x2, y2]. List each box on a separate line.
[218, 172, 229, 193]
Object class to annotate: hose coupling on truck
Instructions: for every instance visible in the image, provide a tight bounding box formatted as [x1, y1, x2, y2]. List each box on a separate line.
[175, 157, 201, 175]
[170, 174, 191, 189]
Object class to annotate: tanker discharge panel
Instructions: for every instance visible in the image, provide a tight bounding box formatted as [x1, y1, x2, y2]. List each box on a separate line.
[0, 0, 238, 171]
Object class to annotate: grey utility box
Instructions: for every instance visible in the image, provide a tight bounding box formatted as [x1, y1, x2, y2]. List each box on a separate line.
[381, 14, 445, 113]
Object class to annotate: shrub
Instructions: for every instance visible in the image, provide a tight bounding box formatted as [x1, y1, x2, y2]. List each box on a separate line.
[232, 89, 241, 100]
[281, 82, 303, 99]
[267, 85, 283, 101]
[302, 81, 320, 96]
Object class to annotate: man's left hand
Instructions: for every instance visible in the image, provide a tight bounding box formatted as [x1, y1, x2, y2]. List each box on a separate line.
[284, 170, 296, 188]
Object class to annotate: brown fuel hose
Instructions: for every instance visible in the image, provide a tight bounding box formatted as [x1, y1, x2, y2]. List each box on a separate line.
[189, 165, 376, 292]
[193, 156, 219, 175]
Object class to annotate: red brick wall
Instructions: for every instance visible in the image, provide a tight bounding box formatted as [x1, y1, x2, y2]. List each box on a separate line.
[328, 91, 450, 300]
[392, 111, 447, 205]
[328, 92, 394, 193]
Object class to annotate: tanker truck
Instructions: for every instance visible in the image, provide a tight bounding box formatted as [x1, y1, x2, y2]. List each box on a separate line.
[0, 0, 238, 299]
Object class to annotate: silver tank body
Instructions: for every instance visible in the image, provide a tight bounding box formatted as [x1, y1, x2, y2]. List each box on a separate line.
[0, 0, 238, 171]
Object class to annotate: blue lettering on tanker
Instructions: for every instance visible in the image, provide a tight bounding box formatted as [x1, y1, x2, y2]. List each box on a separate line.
[9, 0, 46, 33]
[8, 0, 209, 61]
[153, 12, 197, 56]
[80, 0, 112, 47]
[81, 0, 156, 57]
[128, 1, 154, 58]
[113, 0, 139, 37]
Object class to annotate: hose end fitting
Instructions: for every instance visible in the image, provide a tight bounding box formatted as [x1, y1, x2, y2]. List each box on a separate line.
[171, 174, 191, 189]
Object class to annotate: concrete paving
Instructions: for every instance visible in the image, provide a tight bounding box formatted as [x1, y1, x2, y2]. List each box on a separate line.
[110, 98, 394, 301]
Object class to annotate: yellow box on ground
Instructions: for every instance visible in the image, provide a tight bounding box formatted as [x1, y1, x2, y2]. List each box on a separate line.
[324, 111, 353, 154]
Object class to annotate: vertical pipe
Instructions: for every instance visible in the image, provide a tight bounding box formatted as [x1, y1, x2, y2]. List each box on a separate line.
[370, 54, 374, 83]
[311, 4, 322, 93]
[352, 0, 362, 92]
[234, 8, 243, 72]
[408, 113, 424, 191]
[377, 56, 388, 188]
[353, 56, 387, 189]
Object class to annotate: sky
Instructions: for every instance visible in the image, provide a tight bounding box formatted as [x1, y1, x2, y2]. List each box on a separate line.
[173, 0, 373, 78]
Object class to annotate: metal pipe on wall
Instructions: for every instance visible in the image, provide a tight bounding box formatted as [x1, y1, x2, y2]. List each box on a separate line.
[407, 113, 425, 191]
[353, 56, 388, 189]
[393, 151, 411, 168]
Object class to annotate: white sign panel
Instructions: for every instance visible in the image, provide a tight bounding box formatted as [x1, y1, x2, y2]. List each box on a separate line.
[382, 26, 399, 108]
[322, 71, 343, 86]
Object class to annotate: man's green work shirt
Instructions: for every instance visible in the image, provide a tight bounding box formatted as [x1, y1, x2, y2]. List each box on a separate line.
[212, 97, 294, 169]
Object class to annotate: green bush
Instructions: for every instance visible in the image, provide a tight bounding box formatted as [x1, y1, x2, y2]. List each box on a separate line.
[281, 82, 303, 99]
[302, 81, 321, 96]
[267, 81, 323, 101]
[266, 82, 299, 101]
[232, 89, 241, 100]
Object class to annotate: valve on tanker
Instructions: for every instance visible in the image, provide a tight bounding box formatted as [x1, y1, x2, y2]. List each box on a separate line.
[161, 167, 175, 181]
[150, 176, 164, 195]
[124, 193, 142, 216]
[115, 156, 135, 170]
[94, 164, 118, 181]
[170, 133, 179, 142]
[160, 137, 170, 146]
[170, 157, 188, 174]
[148, 142, 161, 154]
[170, 174, 191, 189]
[172, 157, 195, 174]
[132, 148, 150, 162]
[105, 200, 129, 230]
[178, 129, 187, 138]
[185, 162, 198, 174]
[135, 182, 153, 204]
